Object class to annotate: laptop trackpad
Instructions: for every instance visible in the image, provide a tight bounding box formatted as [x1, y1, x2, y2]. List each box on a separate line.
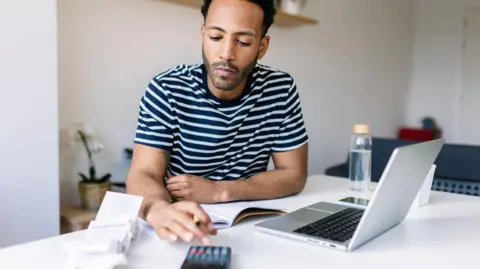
[306, 202, 349, 214]
[264, 202, 348, 231]
[287, 202, 348, 229]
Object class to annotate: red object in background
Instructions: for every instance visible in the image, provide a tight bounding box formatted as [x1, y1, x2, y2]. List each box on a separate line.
[398, 128, 435, 141]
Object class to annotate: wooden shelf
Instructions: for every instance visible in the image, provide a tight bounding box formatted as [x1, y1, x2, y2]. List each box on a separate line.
[160, 0, 318, 27]
[275, 9, 318, 27]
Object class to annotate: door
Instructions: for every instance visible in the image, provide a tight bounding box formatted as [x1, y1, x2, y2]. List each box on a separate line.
[459, 7, 480, 145]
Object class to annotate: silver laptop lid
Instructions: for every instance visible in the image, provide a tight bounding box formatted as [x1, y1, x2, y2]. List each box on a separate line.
[348, 139, 444, 251]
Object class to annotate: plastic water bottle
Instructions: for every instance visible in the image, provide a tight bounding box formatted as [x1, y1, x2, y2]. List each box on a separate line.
[349, 124, 372, 192]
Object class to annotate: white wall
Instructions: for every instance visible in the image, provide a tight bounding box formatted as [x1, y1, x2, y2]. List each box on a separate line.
[407, 0, 480, 142]
[58, 0, 414, 206]
[0, 0, 59, 247]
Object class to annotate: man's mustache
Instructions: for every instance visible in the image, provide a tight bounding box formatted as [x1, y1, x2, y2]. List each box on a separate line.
[212, 62, 240, 73]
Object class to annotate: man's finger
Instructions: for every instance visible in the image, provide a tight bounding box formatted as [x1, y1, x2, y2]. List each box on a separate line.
[165, 182, 186, 192]
[156, 227, 177, 242]
[199, 222, 217, 237]
[166, 175, 179, 184]
[207, 222, 217, 234]
[169, 190, 184, 199]
[167, 220, 194, 242]
[167, 174, 187, 184]
[171, 210, 208, 242]
[177, 201, 212, 225]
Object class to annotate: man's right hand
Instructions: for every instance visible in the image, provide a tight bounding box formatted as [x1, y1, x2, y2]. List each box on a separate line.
[146, 200, 217, 245]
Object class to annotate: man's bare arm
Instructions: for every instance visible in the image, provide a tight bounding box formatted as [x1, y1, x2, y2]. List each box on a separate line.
[125, 143, 171, 218]
[126, 143, 216, 244]
[215, 143, 309, 202]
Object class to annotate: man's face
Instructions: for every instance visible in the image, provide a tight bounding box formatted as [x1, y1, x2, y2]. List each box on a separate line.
[201, 0, 270, 91]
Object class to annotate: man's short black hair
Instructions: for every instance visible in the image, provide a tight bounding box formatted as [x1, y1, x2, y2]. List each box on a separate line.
[201, 0, 276, 36]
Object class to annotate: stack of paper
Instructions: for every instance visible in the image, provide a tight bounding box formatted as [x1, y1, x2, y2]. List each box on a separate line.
[64, 191, 143, 269]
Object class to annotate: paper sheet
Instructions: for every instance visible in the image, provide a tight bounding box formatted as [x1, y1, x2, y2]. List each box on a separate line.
[95, 191, 143, 223]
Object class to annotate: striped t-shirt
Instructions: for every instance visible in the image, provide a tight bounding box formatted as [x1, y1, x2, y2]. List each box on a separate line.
[134, 63, 308, 181]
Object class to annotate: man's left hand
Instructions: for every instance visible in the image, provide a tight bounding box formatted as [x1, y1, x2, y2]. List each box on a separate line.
[166, 173, 224, 204]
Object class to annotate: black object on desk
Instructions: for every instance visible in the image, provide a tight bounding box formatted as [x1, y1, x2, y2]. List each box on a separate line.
[181, 246, 231, 269]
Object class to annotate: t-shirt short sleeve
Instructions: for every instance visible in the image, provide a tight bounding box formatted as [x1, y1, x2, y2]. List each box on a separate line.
[271, 79, 309, 152]
[134, 78, 175, 151]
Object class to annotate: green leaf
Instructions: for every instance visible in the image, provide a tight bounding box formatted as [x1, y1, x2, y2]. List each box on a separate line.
[89, 166, 96, 180]
[78, 173, 89, 182]
[99, 173, 112, 183]
[124, 148, 133, 160]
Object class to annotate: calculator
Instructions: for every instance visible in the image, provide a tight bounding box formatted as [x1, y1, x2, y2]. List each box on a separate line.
[180, 245, 232, 269]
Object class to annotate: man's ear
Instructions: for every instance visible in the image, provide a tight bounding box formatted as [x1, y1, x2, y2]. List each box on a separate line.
[200, 24, 205, 41]
[257, 35, 270, 60]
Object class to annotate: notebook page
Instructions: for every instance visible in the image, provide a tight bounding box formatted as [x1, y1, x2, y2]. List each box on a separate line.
[201, 203, 248, 228]
[201, 201, 285, 229]
[202, 208, 231, 229]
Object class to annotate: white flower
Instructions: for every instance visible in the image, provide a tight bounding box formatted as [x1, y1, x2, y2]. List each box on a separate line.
[69, 122, 105, 154]
[75, 122, 94, 137]
[90, 140, 105, 154]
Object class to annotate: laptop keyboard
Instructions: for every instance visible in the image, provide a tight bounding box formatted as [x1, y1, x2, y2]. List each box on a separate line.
[293, 207, 364, 242]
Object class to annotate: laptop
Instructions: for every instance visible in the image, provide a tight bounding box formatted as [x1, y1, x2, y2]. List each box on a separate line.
[254, 139, 444, 251]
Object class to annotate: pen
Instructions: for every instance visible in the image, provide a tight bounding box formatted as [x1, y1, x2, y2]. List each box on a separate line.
[193, 215, 201, 227]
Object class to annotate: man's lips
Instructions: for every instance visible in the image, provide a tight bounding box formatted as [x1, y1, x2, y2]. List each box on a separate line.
[215, 67, 237, 78]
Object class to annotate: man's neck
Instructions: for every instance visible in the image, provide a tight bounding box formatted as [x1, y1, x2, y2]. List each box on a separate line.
[207, 76, 247, 101]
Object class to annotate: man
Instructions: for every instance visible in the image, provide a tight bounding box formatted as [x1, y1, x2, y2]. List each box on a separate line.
[126, 0, 309, 246]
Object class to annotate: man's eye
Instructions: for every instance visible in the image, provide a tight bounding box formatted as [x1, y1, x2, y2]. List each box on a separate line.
[210, 36, 221, 41]
[238, 41, 251, 47]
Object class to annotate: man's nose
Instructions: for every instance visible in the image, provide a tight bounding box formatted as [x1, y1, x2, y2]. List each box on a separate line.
[219, 40, 235, 61]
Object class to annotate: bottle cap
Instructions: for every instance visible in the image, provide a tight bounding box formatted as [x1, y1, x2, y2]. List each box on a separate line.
[353, 124, 370, 134]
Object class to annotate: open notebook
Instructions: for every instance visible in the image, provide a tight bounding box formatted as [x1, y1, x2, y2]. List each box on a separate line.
[201, 202, 286, 229]
[138, 201, 288, 237]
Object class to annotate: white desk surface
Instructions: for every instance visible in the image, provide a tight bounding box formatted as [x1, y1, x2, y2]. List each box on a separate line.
[1, 175, 479, 269]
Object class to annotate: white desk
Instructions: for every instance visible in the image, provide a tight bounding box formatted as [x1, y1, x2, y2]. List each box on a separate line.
[1, 175, 479, 269]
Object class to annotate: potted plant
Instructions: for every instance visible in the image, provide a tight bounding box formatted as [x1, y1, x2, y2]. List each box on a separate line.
[71, 122, 112, 210]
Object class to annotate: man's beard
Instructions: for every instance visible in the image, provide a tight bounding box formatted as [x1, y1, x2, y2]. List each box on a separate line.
[202, 48, 258, 91]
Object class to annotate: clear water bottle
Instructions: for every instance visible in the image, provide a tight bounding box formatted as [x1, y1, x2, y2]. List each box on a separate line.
[349, 124, 372, 192]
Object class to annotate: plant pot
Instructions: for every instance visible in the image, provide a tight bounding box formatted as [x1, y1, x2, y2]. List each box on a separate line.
[78, 181, 112, 211]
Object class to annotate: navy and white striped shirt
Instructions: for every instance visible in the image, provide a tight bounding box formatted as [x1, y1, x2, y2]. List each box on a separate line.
[134, 63, 308, 181]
